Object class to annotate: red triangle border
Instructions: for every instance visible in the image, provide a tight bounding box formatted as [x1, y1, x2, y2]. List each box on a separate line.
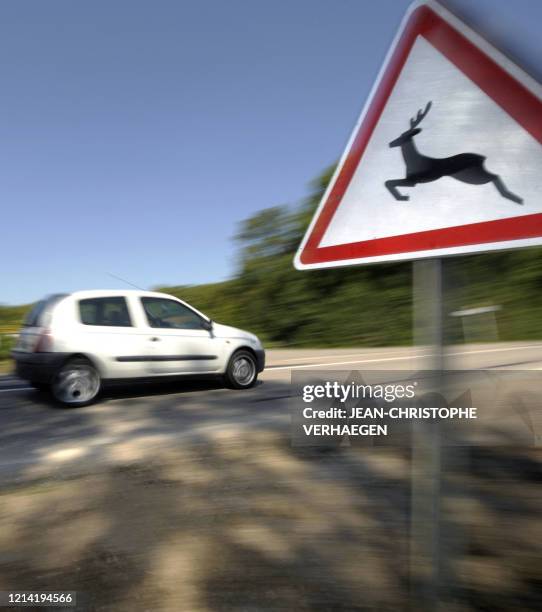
[299, 3, 542, 266]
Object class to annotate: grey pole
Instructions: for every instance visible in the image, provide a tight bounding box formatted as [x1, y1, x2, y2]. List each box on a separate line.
[410, 258, 445, 609]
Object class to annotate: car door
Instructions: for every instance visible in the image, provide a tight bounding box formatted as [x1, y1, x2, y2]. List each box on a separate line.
[138, 296, 223, 374]
[76, 295, 153, 378]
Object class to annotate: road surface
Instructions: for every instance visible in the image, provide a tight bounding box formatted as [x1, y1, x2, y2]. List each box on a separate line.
[0, 344, 540, 610]
[0, 343, 541, 481]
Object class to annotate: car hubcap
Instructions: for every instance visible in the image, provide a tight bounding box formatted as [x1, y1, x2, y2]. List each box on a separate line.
[53, 363, 100, 404]
[232, 356, 256, 386]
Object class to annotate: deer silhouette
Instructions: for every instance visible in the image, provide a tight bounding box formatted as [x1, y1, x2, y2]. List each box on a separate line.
[385, 101, 523, 204]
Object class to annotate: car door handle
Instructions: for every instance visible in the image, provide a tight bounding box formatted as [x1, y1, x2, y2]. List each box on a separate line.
[149, 337, 161, 342]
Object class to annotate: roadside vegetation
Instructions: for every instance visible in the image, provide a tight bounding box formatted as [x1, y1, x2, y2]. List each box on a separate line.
[160, 165, 542, 347]
[2, 165, 542, 356]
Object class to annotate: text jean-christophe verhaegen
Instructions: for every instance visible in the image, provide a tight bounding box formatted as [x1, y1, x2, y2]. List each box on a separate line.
[300, 381, 477, 437]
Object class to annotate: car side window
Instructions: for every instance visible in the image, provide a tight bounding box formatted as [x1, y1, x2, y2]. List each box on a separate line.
[141, 297, 204, 330]
[79, 297, 133, 327]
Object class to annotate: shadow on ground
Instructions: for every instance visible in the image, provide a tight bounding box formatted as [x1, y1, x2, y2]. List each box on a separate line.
[0, 377, 286, 482]
[0, 372, 541, 611]
[0, 431, 540, 611]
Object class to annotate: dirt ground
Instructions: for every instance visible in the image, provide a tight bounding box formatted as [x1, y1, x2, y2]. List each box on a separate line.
[0, 431, 540, 611]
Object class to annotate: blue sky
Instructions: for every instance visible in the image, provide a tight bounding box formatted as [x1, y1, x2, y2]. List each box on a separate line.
[2, 0, 541, 304]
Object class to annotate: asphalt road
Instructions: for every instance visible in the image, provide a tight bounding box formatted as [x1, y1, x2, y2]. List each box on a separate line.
[0, 342, 541, 482]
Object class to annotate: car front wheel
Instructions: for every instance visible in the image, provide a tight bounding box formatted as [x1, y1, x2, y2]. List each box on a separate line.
[224, 350, 258, 389]
[51, 357, 101, 407]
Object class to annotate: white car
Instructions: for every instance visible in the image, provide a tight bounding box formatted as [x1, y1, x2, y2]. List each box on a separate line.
[12, 290, 265, 406]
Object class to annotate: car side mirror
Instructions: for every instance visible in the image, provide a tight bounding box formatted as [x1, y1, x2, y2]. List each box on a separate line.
[201, 319, 213, 332]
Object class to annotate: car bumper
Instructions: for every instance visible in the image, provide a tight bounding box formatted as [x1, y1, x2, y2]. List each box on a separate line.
[11, 351, 67, 384]
[255, 349, 265, 372]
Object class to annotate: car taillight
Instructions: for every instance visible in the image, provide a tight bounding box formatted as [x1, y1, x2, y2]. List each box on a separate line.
[34, 330, 53, 353]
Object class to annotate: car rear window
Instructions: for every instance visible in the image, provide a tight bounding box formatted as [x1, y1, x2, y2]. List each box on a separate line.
[79, 297, 132, 327]
[23, 294, 67, 328]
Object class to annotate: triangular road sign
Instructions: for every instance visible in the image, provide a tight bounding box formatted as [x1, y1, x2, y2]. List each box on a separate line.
[295, 0, 542, 269]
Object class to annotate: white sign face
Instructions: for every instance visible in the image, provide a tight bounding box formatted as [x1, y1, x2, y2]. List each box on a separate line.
[295, 0, 542, 270]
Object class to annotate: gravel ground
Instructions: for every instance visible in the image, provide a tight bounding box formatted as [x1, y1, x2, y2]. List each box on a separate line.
[0, 430, 540, 611]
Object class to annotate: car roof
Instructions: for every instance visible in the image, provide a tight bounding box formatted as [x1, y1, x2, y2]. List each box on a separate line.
[39, 289, 210, 323]
[66, 289, 178, 300]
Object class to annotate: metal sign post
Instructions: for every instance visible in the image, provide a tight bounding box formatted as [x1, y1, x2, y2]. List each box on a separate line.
[410, 258, 446, 609]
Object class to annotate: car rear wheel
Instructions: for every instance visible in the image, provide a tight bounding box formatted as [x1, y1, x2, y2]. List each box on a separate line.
[224, 349, 258, 389]
[51, 357, 101, 407]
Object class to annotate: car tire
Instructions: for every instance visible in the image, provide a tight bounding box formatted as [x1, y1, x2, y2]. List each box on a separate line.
[224, 349, 258, 389]
[51, 357, 101, 407]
